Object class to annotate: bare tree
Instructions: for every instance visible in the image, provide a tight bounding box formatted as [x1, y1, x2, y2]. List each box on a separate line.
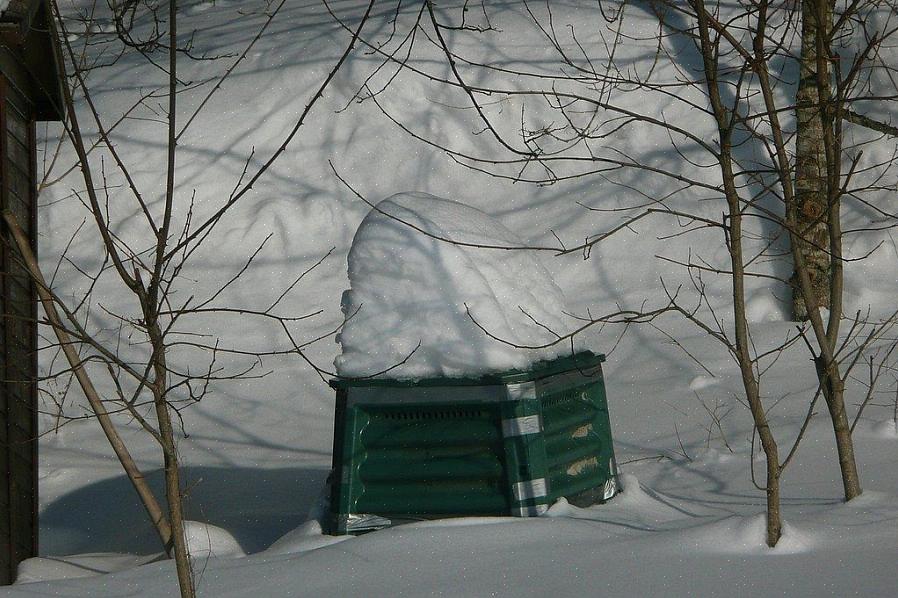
[2, 0, 373, 593]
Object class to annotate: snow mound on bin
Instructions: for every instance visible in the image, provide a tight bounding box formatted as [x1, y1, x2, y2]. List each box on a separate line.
[335, 192, 579, 379]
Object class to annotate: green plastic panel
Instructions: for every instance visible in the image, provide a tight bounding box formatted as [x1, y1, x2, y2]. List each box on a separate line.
[327, 351, 618, 534]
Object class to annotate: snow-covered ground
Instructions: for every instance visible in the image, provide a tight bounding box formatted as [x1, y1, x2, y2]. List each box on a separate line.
[8, 0, 898, 595]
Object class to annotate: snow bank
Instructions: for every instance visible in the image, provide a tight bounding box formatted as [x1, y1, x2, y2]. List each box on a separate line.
[335, 192, 580, 378]
[677, 514, 815, 555]
[265, 520, 350, 556]
[546, 473, 706, 529]
[15, 553, 161, 584]
[183, 521, 245, 559]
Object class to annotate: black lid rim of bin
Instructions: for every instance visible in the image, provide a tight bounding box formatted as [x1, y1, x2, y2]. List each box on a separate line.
[329, 350, 605, 390]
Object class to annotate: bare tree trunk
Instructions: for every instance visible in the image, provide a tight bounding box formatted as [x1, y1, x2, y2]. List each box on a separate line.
[2, 211, 174, 549]
[149, 329, 195, 597]
[149, 1, 195, 593]
[693, 0, 782, 546]
[792, 0, 832, 320]
[819, 368, 862, 498]
[756, 398, 782, 545]
[40, 1, 373, 594]
[798, 0, 863, 501]
[727, 146, 782, 545]
[732, 203, 783, 547]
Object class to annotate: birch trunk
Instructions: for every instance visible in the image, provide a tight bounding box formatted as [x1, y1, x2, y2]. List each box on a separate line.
[792, 0, 832, 320]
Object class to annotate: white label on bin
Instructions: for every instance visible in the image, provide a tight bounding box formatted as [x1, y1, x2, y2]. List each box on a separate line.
[505, 382, 536, 401]
[513, 478, 548, 501]
[513, 504, 549, 517]
[502, 415, 542, 437]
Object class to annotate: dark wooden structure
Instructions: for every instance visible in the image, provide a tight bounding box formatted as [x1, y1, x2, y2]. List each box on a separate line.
[0, 0, 62, 584]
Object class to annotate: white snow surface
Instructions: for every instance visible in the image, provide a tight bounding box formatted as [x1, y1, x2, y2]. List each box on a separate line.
[10, 0, 898, 596]
[336, 192, 579, 378]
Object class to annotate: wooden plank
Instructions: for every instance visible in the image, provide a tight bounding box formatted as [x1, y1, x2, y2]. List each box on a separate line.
[7, 318, 29, 347]
[4, 285, 32, 307]
[9, 481, 35, 570]
[4, 302, 33, 321]
[7, 449, 32, 469]
[4, 299, 32, 320]
[0, 72, 11, 587]
[5, 113, 27, 147]
[0, 68, 39, 584]
[1, 372, 30, 392]
[3, 340, 31, 363]
[8, 446, 33, 469]
[4, 271, 30, 292]
[6, 167, 30, 212]
[9, 407, 34, 437]
[9, 416, 34, 441]
[4, 275, 29, 306]
[9, 458, 33, 493]
[4, 137, 28, 175]
[1, 342, 30, 368]
[8, 418, 34, 441]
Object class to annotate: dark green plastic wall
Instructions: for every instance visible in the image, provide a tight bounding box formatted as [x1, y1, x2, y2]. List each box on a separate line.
[328, 352, 618, 534]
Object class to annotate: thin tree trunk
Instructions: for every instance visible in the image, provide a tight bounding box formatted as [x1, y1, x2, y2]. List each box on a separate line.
[152, 0, 196, 593]
[136, 264, 195, 596]
[728, 168, 782, 545]
[757, 400, 782, 545]
[2, 211, 173, 549]
[692, 0, 782, 546]
[151, 340, 195, 597]
[819, 361, 863, 499]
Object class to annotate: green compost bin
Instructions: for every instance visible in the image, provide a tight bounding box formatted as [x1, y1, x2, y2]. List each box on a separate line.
[327, 351, 619, 534]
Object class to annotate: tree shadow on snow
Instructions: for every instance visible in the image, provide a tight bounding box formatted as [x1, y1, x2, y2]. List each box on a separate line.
[39, 465, 329, 557]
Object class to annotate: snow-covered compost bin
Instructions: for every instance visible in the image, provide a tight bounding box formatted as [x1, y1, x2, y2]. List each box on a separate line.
[328, 193, 619, 534]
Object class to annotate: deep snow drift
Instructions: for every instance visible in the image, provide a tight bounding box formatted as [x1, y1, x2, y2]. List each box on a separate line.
[335, 192, 579, 378]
